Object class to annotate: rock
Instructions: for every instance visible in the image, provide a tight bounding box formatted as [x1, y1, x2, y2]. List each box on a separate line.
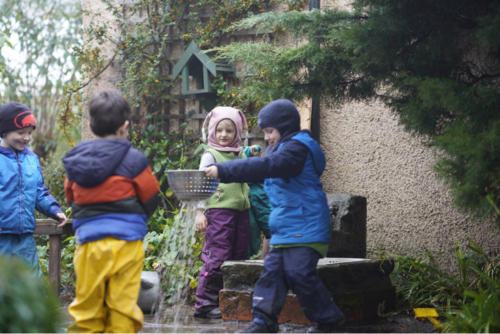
[327, 193, 367, 258]
[138, 271, 161, 314]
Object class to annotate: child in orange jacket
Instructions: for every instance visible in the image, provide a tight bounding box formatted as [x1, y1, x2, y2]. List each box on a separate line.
[62, 90, 160, 333]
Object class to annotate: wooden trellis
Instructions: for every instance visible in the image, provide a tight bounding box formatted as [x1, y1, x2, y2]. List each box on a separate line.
[111, 0, 269, 150]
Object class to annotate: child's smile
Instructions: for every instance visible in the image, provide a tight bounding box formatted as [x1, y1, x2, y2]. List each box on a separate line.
[263, 127, 281, 147]
[216, 119, 236, 147]
[0, 127, 34, 152]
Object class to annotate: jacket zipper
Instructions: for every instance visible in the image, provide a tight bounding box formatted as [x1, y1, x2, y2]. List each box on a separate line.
[17, 153, 23, 234]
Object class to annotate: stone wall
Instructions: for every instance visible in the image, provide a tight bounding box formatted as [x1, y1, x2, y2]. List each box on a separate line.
[319, 99, 500, 269]
[317, 0, 500, 271]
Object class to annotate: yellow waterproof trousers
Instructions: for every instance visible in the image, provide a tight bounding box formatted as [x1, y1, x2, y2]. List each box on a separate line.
[68, 238, 144, 333]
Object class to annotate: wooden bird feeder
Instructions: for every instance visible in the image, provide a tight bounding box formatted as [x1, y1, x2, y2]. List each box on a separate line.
[172, 41, 235, 111]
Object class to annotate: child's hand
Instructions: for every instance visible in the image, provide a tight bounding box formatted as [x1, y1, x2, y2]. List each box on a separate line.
[250, 145, 262, 157]
[195, 209, 207, 232]
[205, 166, 219, 179]
[56, 212, 68, 228]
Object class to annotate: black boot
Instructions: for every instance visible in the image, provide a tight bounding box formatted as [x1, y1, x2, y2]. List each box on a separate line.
[193, 307, 222, 319]
[307, 318, 346, 333]
[206, 307, 222, 319]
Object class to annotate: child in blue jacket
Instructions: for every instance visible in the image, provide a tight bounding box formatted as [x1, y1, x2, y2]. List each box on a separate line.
[0, 102, 67, 276]
[204, 99, 345, 333]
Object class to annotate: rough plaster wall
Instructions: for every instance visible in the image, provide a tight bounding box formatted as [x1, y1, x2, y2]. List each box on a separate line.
[319, 0, 500, 269]
[81, 0, 122, 141]
[319, 98, 500, 269]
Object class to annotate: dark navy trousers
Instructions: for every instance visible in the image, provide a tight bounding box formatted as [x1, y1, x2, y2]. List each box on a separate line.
[252, 247, 344, 332]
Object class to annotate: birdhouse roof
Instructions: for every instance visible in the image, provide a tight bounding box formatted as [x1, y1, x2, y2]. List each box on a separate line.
[171, 41, 234, 80]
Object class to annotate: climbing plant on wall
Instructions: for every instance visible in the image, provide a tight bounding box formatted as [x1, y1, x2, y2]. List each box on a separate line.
[58, 0, 307, 193]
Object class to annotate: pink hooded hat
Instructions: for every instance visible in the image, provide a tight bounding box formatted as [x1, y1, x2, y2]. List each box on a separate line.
[202, 107, 248, 152]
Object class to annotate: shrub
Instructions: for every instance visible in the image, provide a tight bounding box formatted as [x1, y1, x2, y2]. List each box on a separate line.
[0, 257, 60, 332]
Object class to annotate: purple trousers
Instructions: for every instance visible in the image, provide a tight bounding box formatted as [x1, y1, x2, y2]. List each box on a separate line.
[194, 208, 250, 315]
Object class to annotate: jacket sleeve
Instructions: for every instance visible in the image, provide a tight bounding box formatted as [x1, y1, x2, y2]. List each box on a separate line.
[217, 140, 310, 184]
[132, 164, 160, 219]
[35, 158, 62, 219]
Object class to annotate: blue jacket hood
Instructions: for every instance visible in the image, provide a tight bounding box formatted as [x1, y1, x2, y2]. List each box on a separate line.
[62, 139, 132, 188]
[291, 131, 326, 176]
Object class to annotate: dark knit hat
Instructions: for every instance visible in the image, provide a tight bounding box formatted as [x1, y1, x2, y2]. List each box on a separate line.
[0, 102, 36, 137]
[258, 99, 301, 138]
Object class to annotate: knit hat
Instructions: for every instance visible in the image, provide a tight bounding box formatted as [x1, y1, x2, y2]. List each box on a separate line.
[0, 102, 36, 137]
[202, 107, 248, 152]
[258, 99, 300, 138]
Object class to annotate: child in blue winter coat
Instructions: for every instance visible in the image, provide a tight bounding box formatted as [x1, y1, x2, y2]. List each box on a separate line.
[204, 99, 345, 333]
[0, 102, 67, 276]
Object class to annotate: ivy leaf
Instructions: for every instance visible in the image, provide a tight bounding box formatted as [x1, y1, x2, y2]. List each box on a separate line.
[148, 124, 155, 132]
[153, 162, 161, 174]
[144, 147, 151, 157]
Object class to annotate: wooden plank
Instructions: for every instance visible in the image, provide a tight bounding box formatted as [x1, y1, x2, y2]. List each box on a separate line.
[34, 219, 74, 236]
[48, 234, 62, 293]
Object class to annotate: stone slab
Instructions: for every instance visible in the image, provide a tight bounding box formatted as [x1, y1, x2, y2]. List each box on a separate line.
[221, 258, 395, 295]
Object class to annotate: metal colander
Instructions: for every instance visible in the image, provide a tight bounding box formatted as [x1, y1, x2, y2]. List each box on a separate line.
[166, 170, 219, 202]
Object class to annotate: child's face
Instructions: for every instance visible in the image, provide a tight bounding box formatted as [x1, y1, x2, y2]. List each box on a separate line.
[262, 127, 281, 147]
[216, 119, 236, 147]
[0, 127, 34, 152]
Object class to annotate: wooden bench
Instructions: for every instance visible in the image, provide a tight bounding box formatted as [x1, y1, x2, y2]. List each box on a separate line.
[34, 219, 74, 294]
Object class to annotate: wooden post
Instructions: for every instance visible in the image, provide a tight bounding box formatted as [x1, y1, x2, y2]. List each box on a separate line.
[48, 234, 62, 293]
[34, 219, 74, 295]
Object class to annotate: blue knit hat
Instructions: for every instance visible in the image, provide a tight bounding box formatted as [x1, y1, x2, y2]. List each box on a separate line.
[258, 99, 301, 138]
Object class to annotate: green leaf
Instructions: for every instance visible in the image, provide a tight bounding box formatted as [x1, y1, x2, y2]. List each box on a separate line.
[144, 147, 151, 157]
[165, 188, 173, 197]
[194, 143, 204, 154]
[153, 162, 161, 174]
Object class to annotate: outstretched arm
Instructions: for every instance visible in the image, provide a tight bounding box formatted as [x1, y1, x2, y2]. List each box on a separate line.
[212, 140, 310, 184]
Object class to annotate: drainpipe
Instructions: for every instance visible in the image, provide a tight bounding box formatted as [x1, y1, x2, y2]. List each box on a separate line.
[309, 0, 320, 141]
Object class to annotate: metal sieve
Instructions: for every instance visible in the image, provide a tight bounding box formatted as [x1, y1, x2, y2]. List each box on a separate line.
[166, 170, 219, 202]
